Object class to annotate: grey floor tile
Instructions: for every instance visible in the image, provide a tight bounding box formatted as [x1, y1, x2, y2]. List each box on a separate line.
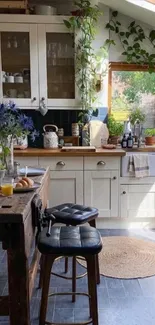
[122, 279, 143, 296]
[97, 286, 110, 309]
[53, 308, 74, 324]
[105, 277, 123, 289]
[74, 308, 90, 322]
[139, 276, 155, 296]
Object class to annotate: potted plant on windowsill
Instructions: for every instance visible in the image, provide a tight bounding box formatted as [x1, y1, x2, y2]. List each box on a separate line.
[107, 115, 124, 145]
[144, 128, 155, 146]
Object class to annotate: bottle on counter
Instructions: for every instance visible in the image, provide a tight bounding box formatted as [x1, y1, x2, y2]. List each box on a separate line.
[121, 134, 127, 148]
[127, 132, 133, 148]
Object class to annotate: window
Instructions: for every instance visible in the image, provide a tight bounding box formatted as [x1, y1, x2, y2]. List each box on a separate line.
[108, 63, 155, 128]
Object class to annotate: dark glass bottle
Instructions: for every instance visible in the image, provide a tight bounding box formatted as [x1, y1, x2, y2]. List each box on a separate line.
[127, 132, 133, 148]
[121, 134, 127, 148]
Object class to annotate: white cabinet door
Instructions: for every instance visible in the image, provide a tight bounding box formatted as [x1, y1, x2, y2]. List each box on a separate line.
[38, 23, 79, 109]
[120, 184, 155, 218]
[84, 171, 119, 218]
[49, 170, 83, 207]
[0, 23, 39, 108]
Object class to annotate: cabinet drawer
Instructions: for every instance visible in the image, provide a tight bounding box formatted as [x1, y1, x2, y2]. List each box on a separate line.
[15, 157, 39, 167]
[38, 157, 83, 171]
[84, 157, 119, 170]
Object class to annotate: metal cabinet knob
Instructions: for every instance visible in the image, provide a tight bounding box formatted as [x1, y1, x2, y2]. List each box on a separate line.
[97, 161, 106, 166]
[122, 191, 126, 194]
[113, 176, 117, 180]
[32, 97, 36, 101]
[41, 97, 45, 101]
[56, 161, 65, 166]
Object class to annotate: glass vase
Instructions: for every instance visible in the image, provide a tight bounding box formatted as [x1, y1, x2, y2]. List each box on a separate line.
[1, 137, 14, 176]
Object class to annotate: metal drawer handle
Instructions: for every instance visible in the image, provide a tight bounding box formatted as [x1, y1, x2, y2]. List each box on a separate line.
[56, 161, 65, 166]
[97, 161, 106, 166]
[112, 176, 117, 180]
[122, 191, 126, 195]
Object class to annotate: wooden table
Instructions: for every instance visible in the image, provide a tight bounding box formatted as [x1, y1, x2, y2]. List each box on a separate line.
[0, 168, 50, 325]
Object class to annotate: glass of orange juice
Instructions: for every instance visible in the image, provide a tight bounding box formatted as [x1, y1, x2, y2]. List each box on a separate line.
[1, 176, 14, 196]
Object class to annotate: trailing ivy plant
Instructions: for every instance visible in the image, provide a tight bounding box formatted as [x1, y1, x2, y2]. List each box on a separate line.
[105, 11, 155, 72]
[64, 0, 108, 115]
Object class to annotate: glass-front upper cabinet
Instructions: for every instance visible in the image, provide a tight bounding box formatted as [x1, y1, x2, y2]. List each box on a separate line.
[0, 24, 39, 108]
[38, 24, 79, 109]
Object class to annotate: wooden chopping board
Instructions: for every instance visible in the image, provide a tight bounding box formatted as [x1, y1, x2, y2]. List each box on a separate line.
[61, 146, 96, 152]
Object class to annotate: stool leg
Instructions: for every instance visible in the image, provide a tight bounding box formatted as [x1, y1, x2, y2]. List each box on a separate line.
[39, 255, 55, 325]
[38, 255, 45, 289]
[64, 257, 68, 273]
[86, 255, 99, 325]
[72, 256, 76, 302]
[89, 219, 100, 285]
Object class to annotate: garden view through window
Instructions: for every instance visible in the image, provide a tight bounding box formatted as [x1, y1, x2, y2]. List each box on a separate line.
[111, 69, 155, 129]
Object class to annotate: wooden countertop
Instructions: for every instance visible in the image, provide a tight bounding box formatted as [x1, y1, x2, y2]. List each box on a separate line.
[0, 168, 49, 223]
[14, 148, 126, 157]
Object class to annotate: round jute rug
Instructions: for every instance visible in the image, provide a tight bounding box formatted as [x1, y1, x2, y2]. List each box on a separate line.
[78, 236, 155, 279]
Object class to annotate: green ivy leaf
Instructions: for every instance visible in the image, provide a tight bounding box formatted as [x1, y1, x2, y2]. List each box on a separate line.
[122, 51, 127, 55]
[112, 11, 118, 17]
[126, 32, 130, 38]
[115, 27, 119, 33]
[116, 21, 121, 26]
[130, 21, 135, 27]
[109, 25, 115, 31]
[120, 32, 125, 36]
[149, 54, 155, 59]
[123, 40, 128, 45]
[63, 20, 71, 29]
[133, 43, 140, 49]
[127, 46, 132, 51]
[149, 30, 155, 41]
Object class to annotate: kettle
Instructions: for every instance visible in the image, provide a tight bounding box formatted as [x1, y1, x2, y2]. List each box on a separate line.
[43, 124, 58, 149]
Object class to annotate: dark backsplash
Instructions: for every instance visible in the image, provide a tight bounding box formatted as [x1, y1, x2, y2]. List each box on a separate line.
[23, 109, 80, 148]
[23, 107, 108, 148]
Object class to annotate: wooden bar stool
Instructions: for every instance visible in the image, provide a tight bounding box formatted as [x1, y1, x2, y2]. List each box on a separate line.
[37, 224, 102, 325]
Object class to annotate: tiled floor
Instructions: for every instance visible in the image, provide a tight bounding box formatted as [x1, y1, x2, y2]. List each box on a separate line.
[1, 229, 155, 325]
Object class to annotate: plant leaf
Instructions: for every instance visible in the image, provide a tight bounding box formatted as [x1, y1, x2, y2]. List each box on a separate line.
[112, 11, 118, 17]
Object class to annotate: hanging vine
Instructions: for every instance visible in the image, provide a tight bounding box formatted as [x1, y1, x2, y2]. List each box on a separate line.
[64, 0, 108, 113]
[105, 11, 155, 72]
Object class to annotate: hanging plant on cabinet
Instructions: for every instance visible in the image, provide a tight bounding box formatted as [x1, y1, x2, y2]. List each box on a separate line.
[64, 0, 108, 118]
[105, 11, 155, 72]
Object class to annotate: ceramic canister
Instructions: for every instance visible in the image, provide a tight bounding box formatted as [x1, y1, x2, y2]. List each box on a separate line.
[72, 123, 79, 136]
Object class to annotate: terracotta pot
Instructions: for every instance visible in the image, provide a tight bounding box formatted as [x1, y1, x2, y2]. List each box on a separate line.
[153, 136, 155, 144]
[109, 136, 120, 145]
[145, 136, 154, 146]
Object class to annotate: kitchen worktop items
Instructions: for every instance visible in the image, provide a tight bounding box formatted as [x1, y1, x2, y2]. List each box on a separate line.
[43, 124, 58, 149]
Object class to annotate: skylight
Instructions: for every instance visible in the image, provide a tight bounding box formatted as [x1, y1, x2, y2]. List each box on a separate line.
[126, 0, 155, 12]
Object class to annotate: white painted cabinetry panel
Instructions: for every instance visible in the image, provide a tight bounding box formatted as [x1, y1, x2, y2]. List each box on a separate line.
[120, 184, 155, 218]
[84, 170, 119, 218]
[49, 170, 83, 207]
[38, 157, 83, 171]
[15, 157, 39, 167]
[84, 157, 119, 170]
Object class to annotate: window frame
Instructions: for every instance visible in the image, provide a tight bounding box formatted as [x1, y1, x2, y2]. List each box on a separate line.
[108, 62, 150, 115]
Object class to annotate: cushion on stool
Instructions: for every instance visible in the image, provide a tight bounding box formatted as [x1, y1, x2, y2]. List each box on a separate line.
[37, 226, 102, 256]
[45, 203, 98, 226]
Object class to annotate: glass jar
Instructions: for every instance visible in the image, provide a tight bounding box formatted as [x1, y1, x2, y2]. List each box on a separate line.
[1, 176, 14, 196]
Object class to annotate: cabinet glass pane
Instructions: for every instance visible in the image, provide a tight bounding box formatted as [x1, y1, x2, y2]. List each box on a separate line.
[1, 32, 31, 99]
[46, 33, 75, 99]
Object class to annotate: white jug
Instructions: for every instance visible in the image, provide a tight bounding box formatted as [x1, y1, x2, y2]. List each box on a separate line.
[43, 124, 58, 149]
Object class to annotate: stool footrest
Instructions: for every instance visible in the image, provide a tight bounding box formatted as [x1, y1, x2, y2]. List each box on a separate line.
[51, 271, 87, 280]
[48, 292, 90, 298]
[45, 320, 92, 325]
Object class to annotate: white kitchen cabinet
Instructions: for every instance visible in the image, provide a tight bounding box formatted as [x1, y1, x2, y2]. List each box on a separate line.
[0, 23, 39, 107]
[84, 170, 119, 218]
[49, 170, 83, 207]
[120, 184, 155, 218]
[0, 16, 79, 109]
[38, 24, 79, 109]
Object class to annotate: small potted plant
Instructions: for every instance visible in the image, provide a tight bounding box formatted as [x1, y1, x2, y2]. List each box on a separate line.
[107, 115, 124, 145]
[129, 108, 145, 126]
[0, 161, 6, 186]
[144, 128, 155, 146]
